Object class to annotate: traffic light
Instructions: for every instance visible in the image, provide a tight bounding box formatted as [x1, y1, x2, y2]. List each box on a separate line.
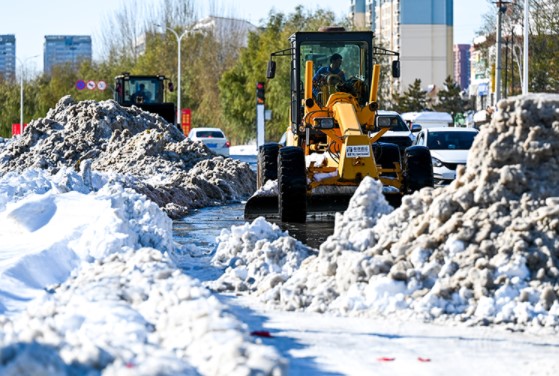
[256, 81, 265, 104]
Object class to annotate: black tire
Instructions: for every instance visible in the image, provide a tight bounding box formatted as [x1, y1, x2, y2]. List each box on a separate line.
[278, 146, 307, 223]
[403, 145, 434, 194]
[373, 142, 401, 178]
[257, 143, 281, 189]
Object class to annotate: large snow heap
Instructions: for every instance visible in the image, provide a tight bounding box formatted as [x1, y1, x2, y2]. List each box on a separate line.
[214, 94, 559, 330]
[0, 96, 255, 218]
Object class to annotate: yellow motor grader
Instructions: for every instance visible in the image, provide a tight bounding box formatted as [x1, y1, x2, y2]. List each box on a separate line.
[245, 27, 433, 222]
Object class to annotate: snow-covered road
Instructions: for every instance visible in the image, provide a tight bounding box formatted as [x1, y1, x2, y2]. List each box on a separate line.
[1, 94, 559, 375]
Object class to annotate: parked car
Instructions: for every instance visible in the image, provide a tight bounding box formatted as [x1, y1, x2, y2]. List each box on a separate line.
[188, 127, 230, 156]
[370, 110, 422, 155]
[413, 127, 479, 186]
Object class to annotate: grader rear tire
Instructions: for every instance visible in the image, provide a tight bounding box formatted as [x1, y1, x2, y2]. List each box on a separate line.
[278, 146, 307, 223]
[373, 142, 401, 178]
[257, 143, 281, 189]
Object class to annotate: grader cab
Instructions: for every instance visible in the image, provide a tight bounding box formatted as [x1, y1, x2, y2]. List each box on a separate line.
[245, 27, 433, 222]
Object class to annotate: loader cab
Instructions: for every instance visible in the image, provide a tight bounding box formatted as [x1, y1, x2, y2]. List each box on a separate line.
[114, 73, 177, 125]
[114, 74, 168, 105]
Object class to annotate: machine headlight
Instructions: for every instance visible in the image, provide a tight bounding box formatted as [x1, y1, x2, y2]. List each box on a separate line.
[432, 157, 443, 167]
[314, 117, 335, 129]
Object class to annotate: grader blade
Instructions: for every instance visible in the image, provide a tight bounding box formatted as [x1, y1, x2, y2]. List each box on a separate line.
[243, 190, 401, 221]
[244, 192, 353, 220]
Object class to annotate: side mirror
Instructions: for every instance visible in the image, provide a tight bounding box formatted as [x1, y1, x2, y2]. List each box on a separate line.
[168, 82, 174, 92]
[392, 60, 400, 78]
[267, 60, 276, 79]
[410, 124, 422, 132]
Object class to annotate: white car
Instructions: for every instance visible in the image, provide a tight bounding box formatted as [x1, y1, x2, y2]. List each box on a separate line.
[188, 127, 230, 156]
[413, 127, 479, 186]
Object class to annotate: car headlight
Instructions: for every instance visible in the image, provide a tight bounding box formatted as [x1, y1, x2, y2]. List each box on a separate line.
[432, 157, 443, 167]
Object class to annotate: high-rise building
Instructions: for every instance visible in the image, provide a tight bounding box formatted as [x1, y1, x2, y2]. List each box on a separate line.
[454, 44, 471, 90]
[43, 35, 92, 75]
[351, 0, 367, 29]
[0, 34, 16, 81]
[352, 0, 454, 96]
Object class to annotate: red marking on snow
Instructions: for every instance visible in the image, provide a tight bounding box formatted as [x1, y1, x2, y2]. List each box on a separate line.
[250, 330, 272, 338]
[377, 357, 395, 362]
[418, 357, 431, 362]
[125, 362, 135, 368]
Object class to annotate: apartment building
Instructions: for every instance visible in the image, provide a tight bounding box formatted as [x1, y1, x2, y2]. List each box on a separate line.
[0, 34, 16, 81]
[43, 35, 92, 75]
[454, 44, 471, 90]
[351, 0, 454, 94]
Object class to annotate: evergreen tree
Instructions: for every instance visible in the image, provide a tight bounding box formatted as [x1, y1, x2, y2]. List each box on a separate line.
[435, 75, 468, 117]
[393, 79, 427, 113]
[219, 7, 339, 143]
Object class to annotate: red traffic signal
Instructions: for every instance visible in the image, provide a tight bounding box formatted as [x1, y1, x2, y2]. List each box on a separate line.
[256, 81, 265, 104]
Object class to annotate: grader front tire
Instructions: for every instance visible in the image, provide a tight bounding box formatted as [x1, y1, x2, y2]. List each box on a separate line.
[278, 146, 307, 223]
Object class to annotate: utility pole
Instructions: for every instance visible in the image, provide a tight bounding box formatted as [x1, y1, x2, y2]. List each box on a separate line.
[494, 0, 511, 104]
[504, 36, 509, 98]
[522, 0, 529, 94]
[511, 27, 515, 96]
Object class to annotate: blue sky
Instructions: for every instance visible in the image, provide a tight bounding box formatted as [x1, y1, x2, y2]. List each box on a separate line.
[1, 0, 491, 72]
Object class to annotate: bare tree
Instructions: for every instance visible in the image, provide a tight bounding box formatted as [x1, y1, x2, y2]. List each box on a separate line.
[98, 0, 152, 63]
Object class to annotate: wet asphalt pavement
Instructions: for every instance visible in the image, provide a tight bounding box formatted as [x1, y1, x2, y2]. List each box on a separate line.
[172, 154, 335, 252]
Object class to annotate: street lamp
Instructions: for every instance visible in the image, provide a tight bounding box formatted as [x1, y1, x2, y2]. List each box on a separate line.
[157, 25, 189, 126]
[522, 0, 529, 95]
[494, 0, 511, 104]
[17, 55, 39, 135]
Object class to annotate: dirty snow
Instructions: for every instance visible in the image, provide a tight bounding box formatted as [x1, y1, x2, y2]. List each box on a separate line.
[0, 94, 558, 374]
[0, 96, 255, 219]
[212, 94, 559, 331]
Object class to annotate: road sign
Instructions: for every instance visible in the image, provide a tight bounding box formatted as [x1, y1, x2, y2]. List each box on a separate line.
[75, 80, 86, 90]
[97, 81, 107, 91]
[181, 108, 192, 135]
[87, 80, 96, 90]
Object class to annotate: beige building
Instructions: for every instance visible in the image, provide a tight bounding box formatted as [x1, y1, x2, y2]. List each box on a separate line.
[352, 0, 454, 95]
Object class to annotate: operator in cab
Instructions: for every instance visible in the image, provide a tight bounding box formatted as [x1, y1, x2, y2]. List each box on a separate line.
[313, 53, 346, 85]
[131, 83, 151, 103]
[312, 53, 347, 104]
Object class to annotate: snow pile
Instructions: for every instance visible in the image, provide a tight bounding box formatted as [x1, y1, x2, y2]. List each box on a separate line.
[210, 217, 315, 295]
[0, 96, 255, 218]
[0, 168, 285, 375]
[0, 167, 175, 314]
[214, 94, 559, 329]
[211, 172, 391, 312]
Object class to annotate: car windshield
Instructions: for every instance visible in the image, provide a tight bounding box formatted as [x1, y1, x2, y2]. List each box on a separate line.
[427, 131, 477, 150]
[196, 130, 224, 138]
